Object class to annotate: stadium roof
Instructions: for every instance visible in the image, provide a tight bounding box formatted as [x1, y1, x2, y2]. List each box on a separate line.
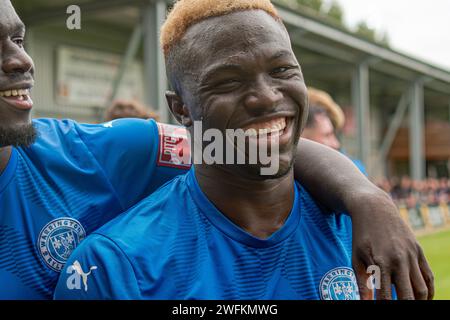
[13, 0, 450, 100]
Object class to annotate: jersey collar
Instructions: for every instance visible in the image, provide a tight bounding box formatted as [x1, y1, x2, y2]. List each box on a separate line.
[186, 168, 301, 248]
[0, 147, 18, 195]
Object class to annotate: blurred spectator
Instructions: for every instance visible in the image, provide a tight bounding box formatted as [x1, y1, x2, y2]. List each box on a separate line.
[302, 87, 367, 175]
[104, 99, 160, 122]
[376, 176, 450, 209]
[302, 87, 450, 211]
[302, 87, 344, 151]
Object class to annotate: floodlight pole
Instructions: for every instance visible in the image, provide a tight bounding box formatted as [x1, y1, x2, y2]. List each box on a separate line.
[352, 60, 371, 173]
[409, 79, 426, 180]
[143, 0, 169, 123]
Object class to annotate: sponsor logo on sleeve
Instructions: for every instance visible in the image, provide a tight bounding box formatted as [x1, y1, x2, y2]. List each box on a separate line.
[157, 123, 191, 169]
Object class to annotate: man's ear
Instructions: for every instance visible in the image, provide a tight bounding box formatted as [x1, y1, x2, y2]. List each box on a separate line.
[165, 91, 193, 127]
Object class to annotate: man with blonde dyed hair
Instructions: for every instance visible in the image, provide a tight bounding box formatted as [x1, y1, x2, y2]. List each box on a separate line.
[55, 0, 432, 300]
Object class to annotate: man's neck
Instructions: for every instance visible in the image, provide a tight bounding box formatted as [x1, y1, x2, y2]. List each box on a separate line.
[0, 146, 12, 176]
[195, 165, 295, 239]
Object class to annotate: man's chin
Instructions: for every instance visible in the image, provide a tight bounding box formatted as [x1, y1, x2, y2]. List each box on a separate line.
[231, 159, 294, 181]
[0, 123, 37, 148]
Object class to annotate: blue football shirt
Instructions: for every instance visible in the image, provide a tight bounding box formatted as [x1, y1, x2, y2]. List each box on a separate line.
[54, 169, 358, 300]
[0, 118, 189, 299]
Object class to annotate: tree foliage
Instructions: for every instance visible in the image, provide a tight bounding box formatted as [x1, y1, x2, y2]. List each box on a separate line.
[279, 0, 390, 46]
[326, 0, 344, 24]
[295, 0, 323, 12]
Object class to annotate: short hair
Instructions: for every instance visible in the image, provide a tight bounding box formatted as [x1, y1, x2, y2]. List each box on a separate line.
[160, 0, 281, 57]
[307, 88, 345, 130]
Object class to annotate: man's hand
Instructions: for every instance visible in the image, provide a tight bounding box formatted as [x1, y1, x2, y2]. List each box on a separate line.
[349, 191, 434, 300]
[294, 139, 435, 300]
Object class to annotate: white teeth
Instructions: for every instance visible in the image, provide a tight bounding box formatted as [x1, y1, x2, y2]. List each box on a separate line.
[244, 117, 287, 137]
[246, 128, 258, 137]
[0, 89, 30, 97]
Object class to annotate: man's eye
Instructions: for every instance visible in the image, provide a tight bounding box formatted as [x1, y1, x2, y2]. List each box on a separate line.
[272, 67, 289, 74]
[270, 66, 300, 79]
[271, 66, 295, 75]
[215, 79, 241, 88]
[220, 79, 239, 85]
[12, 38, 25, 47]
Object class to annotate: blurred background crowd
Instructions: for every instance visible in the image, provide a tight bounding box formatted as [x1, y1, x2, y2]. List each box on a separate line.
[376, 177, 450, 208]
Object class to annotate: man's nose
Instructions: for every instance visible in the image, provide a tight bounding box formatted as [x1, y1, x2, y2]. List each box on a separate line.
[2, 43, 34, 75]
[244, 76, 282, 115]
[331, 135, 341, 151]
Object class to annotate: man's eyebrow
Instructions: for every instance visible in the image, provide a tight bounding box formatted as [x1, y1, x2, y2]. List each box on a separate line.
[200, 64, 243, 83]
[12, 22, 26, 34]
[269, 50, 294, 61]
[199, 50, 295, 84]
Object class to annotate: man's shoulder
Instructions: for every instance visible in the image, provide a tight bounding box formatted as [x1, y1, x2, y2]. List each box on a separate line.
[294, 180, 348, 219]
[294, 181, 324, 211]
[28, 118, 158, 158]
[31, 118, 77, 137]
[295, 180, 352, 237]
[32, 118, 156, 136]
[92, 173, 190, 252]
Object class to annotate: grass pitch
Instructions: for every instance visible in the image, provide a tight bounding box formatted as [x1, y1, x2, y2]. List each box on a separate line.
[418, 229, 450, 300]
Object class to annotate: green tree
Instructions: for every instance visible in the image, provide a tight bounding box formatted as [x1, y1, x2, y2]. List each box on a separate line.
[278, 0, 390, 46]
[355, 21, 377, 42]
[326, 0, 344, 24]
[295, 0, 323, 12]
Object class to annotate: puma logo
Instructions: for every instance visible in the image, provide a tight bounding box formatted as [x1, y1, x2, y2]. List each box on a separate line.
[69, 260, 97, 292]
[103, 121, 114, 128]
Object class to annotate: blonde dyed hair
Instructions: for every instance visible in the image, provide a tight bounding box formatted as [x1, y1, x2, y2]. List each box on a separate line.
[160, 0, 281, 56]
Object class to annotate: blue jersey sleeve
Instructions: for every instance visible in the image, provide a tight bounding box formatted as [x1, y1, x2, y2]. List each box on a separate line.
[74, 119, 190, 211]
[54, 234, 140, 300]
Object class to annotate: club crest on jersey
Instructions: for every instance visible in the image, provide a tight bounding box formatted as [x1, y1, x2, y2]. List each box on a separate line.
[38, 218, 86, 272]
[320, 267, 360, 300]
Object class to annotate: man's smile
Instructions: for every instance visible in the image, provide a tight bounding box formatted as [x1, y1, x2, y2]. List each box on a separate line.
[243, 117, 286, 136]
[0, 86, 33, 111]
[239, 115, 296, 146]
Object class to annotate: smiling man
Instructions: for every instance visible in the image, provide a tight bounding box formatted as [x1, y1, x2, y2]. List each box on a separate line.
[0, 0, 187, 299]
[0, 12, 34, 150]
[54, 0, 432, 300]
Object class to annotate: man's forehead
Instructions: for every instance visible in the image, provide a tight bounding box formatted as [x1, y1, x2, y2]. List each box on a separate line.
[181, 10, 292, 70]
[183, 10, 289, 51]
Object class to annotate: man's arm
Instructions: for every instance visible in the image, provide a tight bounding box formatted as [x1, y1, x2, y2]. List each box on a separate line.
[294, 138, 434, 300]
